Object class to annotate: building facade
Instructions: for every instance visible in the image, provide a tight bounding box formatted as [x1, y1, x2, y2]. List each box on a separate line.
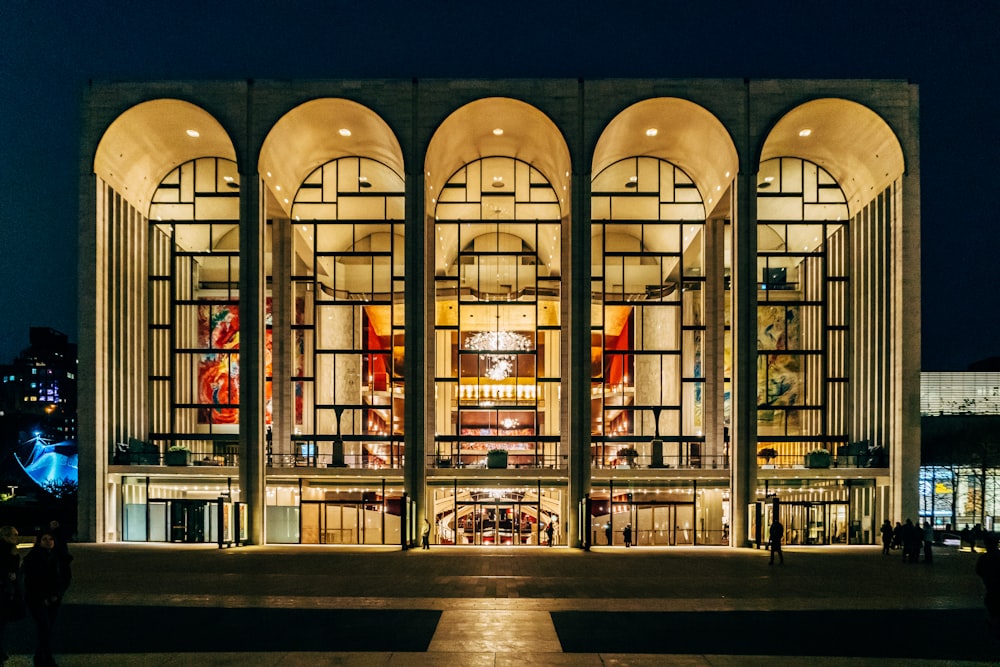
[78, 79, 921, 547]
[921, 372, 1000, 531]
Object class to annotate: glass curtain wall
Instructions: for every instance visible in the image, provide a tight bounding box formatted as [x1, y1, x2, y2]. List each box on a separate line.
[432, 157, 562, 470]
[147, 157, 242, 463]
[590, 157, 710, 469]
[285, 157, 406, 469]
[755, 157, 850, 468]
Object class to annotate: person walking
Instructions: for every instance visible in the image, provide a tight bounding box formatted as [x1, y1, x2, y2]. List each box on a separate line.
[768, 517, 784, 565]
[922, 521, 934, 564]
[880, 519, 894, 555]
[0, 526, 24, 664]
[546, 521, 555, 547]
[604, 522, 613, 546]
[23, 529, 69, 667]
[421, 519, 431, 550]
[623, 523, 632, 548]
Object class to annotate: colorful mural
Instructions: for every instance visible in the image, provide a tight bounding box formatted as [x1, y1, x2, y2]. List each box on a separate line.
[198, 302, 240, 424]
[757, 305, 801, 411]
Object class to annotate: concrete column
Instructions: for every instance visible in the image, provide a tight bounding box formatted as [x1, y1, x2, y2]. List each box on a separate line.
[704, 217, 726, 468]
[271, 218, 292, 464]
[239, 131, 265, 545]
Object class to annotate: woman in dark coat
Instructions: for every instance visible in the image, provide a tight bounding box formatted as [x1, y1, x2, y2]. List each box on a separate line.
[22, 530, 67, 667]
[0, 525, 22, 664]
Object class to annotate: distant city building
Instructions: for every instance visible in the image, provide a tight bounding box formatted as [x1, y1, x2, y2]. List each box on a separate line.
[0, 327, 78, 443]
[79, 78, 921, 547]
[921, 371, 1000, 529]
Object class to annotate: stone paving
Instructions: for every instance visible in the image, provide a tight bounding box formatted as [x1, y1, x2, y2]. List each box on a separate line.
[2, 543, 997, 665]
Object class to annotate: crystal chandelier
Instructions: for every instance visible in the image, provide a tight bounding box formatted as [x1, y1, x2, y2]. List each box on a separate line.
[465, 331, 531, 381]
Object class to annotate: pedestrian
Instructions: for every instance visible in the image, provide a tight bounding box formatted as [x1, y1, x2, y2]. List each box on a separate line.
[623, 523, 632, 548]
[903, 519, 922, 563]
[47, 521, 72, 593]
[880, 519, 893, 555]
[0, 526, 24, 664]
[922, 521, 934, 564]
[768, 517, 784, 565]
[892, 521, 903, 550]
[976, 533, 1000, 638]
[421, 519, 430, 550]
[23, 529, 69, 667]
[546, 521, 555, 547]
[604, 522, 612, 546]
[961, 524, 974, 552]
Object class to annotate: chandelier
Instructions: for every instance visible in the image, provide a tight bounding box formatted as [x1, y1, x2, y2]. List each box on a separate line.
[465, 331, 531, 381]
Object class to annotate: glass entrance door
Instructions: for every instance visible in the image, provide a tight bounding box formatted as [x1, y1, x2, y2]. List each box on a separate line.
[432, 487, 562, 545]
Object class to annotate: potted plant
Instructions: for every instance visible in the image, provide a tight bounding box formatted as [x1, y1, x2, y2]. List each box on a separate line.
[617, 447, 640, 468]
[165, 445, 192, 466]
[486, 448, 508, 469]
[805, 448, 831, 468]
[757, 447, 778, 467]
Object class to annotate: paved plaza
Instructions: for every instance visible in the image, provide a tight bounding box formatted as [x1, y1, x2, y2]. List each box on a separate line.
[2, 542, 997, 665]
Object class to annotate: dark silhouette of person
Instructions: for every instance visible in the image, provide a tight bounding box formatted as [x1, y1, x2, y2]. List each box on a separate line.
[892, 521, 903, 550]
[922, 521, 934, 564]
[902, 519, 920, 563]
[421, 519, 430, 550]
[976, 533, 1000, 638]
[605, 522, 613, 546]
[962, 524, 974, 552]
[0, 526, 23, 664]
[546, 521, 555, 547]
[23, 530, 69, 667]
[768, 518, 784, 565]
[623, 523, 632, 548]
[880, 519, 894, 555]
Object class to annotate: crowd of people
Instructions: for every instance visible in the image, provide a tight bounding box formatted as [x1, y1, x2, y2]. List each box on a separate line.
[0, 520, 72, 666]
[879, 518, 936, 563]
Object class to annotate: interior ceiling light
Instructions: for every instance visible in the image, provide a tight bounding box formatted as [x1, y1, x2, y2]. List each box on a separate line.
[492, 176, 504, 188]
[625, 175, 638, 188]
[359, 176, 372, 189]
[799, 128, 812, 137]
[645, 128, 658, 136]
[339, 128, 351, 136]
[466, 331, 531, 381]
[186, 129, 200, 138]
[492, 128, 504, 136]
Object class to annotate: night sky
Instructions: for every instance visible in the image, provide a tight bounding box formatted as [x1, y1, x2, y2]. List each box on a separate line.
[1, 1, 997, 369]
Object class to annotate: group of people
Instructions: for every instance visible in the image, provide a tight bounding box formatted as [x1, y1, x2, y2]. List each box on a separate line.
[879, 518, 935, 563]
[602, 522, 632, 547]
[0, 521, 73, 666]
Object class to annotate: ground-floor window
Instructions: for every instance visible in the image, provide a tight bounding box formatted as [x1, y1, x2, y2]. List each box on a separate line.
[431, 485, 564, 546]
[754, 479, 879, 545]
[589, 483, 730, 546]
[119, 476, 242, 543]
[266, 482, 404, 545]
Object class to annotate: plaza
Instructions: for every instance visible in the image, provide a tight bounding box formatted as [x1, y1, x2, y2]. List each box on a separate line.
[2, 543, 994, 664]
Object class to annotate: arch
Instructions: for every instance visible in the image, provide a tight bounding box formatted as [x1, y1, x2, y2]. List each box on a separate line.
[259, 98, 404, 218]
[760, 98, 905, 216]
[425, 97, 571, 214]
[94, 99, 237, 215]
[593, 98, 738, 216]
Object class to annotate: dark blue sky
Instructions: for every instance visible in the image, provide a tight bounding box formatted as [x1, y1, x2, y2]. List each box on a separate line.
[1, 1, 997, 368]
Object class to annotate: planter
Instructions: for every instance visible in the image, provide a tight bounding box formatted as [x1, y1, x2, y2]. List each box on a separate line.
[165, 449, 192, 466]
[805, 452, 831, 468]
[486, 450, 508, 469]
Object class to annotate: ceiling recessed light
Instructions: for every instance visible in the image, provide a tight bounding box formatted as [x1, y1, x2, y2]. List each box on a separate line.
[799, 129, 812, 137]
[764, 176, 775, 182]
[359, 176, 372, 189]
[186, 129, 200, 138]
[492, 128, 504, 136]
[645, 128, 658, 137]
[625, 175, 638, 188]
[339, 128, 352, 137]
[492, 176, 504, 188]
